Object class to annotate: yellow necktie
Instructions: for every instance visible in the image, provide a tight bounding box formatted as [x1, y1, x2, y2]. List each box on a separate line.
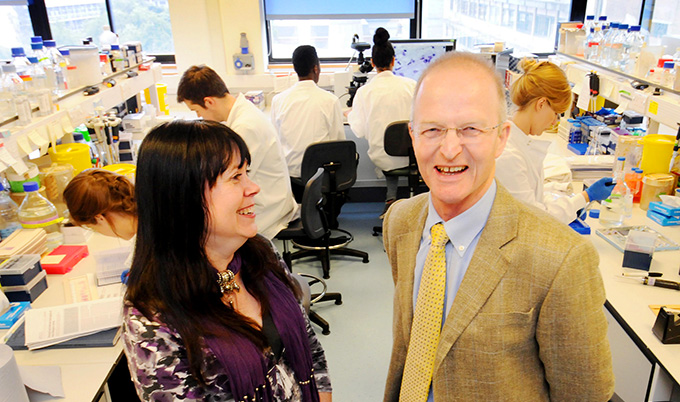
[399, 223, 449, 402]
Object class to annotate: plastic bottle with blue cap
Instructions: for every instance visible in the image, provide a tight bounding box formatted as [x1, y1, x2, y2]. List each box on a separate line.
[600, 157, 632, 227]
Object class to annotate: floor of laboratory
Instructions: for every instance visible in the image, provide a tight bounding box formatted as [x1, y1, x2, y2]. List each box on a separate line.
[272, 201, 393, 402]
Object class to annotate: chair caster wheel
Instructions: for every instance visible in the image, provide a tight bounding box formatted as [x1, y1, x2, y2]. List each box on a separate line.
[335, 300, 343, 305]
[322, 329, 330, 335]
[362, 257, 369, 263]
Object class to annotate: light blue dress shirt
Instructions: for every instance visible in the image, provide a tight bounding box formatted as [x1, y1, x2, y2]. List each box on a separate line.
[412, 181, 497, 402]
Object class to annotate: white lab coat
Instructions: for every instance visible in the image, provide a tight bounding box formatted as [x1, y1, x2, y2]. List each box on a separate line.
[271, 80, 346, 178]
[347, 71, 416, 173]
[226, 94, 299, 239]
[495, 121, 587, 224]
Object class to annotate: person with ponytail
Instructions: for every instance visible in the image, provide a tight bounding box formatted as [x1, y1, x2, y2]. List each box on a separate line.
[63, 169, 136, 240]
[122, 120, 332, 402]
[495, 59, 613, 224]
[347, 27, 416, 217]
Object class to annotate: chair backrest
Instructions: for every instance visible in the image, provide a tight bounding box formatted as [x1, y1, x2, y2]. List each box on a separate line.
[383, 120, 411, 157]
[300, 168, 328, 240]
[300, 140, 358, 192]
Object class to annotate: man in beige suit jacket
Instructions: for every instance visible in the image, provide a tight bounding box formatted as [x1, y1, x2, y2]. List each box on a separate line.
[383, 52, 614, 401]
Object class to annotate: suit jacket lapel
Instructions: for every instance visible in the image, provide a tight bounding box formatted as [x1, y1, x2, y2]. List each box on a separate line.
[394, 195, 429, 342]
[434, 185, 519, 373]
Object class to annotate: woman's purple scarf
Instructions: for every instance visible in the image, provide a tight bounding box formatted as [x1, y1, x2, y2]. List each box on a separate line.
[204, 253, 319, 402]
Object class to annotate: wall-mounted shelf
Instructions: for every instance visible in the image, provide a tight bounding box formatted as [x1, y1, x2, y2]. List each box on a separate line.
[558, 52, 680, 97]
[0, 62, 162, 176]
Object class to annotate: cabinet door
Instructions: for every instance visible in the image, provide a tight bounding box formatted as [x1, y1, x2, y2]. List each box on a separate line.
[605, 307, 654, 401]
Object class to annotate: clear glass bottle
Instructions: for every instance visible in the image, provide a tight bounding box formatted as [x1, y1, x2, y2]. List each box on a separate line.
[585, 28, 601, 62]
[110, 44, 125, 73]
[0, 183, 21, 241]
[43, 40, 67, 93]
[11, 47, 31, 78]
[623, 26, 644, 75]
[18, 181, 63, 250]
[661, 61, 676, 87]
[600, 157, 632, 226]
[610, 24, 628, 71]
[26, 56, 54, 117]
[601, 22, 618, 67]
[59, 49, 79, 89]
[583, 15, 595, 56]
[1, 64, 32, 126]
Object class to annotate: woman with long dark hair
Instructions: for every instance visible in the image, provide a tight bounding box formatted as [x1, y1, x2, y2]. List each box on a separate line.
[122, 120, 332, 401]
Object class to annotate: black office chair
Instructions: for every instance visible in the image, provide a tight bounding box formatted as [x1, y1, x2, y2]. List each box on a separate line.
[277, 168, 342, 335]
[373, 121, 428, 235]
[288, 140, 369, 278]
[383, 120, 425, 197]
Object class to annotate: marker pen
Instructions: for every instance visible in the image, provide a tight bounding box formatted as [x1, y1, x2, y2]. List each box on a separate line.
[642, 277, 680, 291]
[622, 272, 663, 278]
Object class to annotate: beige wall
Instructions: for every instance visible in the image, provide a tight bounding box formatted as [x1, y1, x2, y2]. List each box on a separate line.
[168, 0, 265, 79]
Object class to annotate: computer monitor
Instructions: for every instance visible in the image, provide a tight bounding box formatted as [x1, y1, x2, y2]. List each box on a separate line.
[391, 39, 456, 81]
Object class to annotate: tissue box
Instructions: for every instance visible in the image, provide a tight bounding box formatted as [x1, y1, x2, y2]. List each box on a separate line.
[648, 201, 680, 218]
[647, 209, 680, 226]
[2, 270, 47, 302]
[0, 301, 31, 329]
[0, 255, 42, 286]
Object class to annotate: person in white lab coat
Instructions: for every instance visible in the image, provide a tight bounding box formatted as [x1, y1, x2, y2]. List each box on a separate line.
[271, 45, 345, 199]
[347, 27, 416, 216]
[495, 59, 613, 224]
[177, 65, 298, 239]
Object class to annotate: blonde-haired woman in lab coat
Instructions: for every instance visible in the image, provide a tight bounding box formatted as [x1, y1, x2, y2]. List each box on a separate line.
[495, 59, 613, 224]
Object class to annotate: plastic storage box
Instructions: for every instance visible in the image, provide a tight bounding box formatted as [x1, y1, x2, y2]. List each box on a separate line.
[0, 254, 42, 286]
[2, 270, 47, 302]
[41, 245, 89, 274]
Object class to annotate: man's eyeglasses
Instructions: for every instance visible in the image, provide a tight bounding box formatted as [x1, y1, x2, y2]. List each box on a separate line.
[412, 122, 503, 144]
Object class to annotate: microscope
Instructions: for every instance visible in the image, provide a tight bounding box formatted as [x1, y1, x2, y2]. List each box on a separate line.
[347, 35, 373, 107]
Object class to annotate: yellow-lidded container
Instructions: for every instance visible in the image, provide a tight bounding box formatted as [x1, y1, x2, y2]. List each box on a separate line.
[48, 143, 92, 174]
[638, 134, 675, 174]
[101, 163, 136, 183]
[639, 173, 675, 210]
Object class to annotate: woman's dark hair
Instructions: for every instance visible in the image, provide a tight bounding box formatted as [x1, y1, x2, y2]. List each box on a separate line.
[372, 27, 395, 69]
[126, 119, 298, 385]
[63, 169, 136, 229]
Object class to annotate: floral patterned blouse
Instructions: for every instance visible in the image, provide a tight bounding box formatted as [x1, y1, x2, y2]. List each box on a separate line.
[122, 303, 332, 401]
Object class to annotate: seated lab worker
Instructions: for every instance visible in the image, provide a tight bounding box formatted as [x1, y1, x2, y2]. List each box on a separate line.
[271, 45, 345, 198]
[177, 65, 298, 239]
[495, 59, 613, 224]
[63, 169, 136, 268]
[347, 27, 416, 216]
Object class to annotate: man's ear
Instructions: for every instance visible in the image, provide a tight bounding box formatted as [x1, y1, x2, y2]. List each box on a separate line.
[204, 97, 216, 108]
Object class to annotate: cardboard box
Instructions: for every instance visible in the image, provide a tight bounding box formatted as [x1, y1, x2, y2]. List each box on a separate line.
[647, 209, 680, 226]
[0, 301, 31, 329]
[648, 201, 680, 218]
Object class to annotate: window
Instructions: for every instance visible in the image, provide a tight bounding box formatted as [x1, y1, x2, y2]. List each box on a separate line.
[45, 0, 109, 47]
[265, 0, 414, 60]
[422, 0, 571, 53]
[0, 0, 174, 62]
[109, 0, 174, 54]
[646, 0, 680, 48]
[268, 19, 411, 60]
[0, 4, 33, 60]
[585, 0, 643, 27]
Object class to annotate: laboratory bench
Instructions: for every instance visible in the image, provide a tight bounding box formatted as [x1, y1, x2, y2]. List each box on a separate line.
[586, 206, 680, 402]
